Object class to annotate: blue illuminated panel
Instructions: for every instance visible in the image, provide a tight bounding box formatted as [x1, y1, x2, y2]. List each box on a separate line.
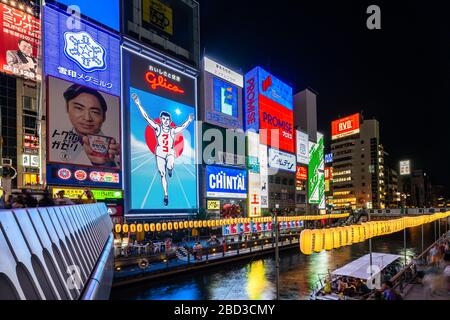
[43, 5, 120, 96]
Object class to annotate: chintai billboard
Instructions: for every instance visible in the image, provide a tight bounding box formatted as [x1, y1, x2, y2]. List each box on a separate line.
[122, 46, 198, 216]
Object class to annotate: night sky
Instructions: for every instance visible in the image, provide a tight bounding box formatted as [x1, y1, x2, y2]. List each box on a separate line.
[198, 0, 450, 193]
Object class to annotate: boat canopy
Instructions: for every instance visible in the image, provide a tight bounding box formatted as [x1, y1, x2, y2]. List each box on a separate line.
[331, 253, 402, 281]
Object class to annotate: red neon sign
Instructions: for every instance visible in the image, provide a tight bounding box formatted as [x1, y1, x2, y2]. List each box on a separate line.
[145, 72, 185, 94]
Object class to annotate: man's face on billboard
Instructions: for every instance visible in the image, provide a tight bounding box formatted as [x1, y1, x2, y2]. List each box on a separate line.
[161, 115, 171, 128]
[67, 93, 105, 136]
[19, 40, 33, 57]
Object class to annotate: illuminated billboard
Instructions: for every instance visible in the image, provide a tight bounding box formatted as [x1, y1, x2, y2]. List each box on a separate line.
[0, 3, 41, 81]
[325, 167, 333, 181]
[47, 76, 121, 168]
[400, 160, 411, 176]
[296, 130, 309, 165]
[332, 113, 360, 140]
[53, 0, 120, 31]
[317, 133, 325, 171]
[259, 144, 269, 209]
[206, 166, 247, 199]
[268, 148, 296, 173]
[325, 153, 333, 164]
[246, 131, 260, 173]
[248, 172, 261, 217]
[202, 58, 243, 129]
[46, 164, 121, 188]
[308, 140, 325, 205]
[123, 47, 197, 215]
[43, 5, 121, 96]
[46, 76, 122, 188]
[244, 67, 294, 153]
[296, 166, 308, 181]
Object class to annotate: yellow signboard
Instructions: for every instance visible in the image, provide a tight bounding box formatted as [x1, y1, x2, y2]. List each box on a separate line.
[52, 188, 123, 200]
[143, 0, 173, 35]
[207, 200, 220, 211]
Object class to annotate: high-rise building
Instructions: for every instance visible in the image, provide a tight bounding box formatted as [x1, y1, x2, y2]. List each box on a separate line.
[384, 151, 400, 208]
[328, 115, 386, 210]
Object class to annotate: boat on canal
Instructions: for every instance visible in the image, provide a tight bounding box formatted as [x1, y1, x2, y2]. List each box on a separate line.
[310, 253, 403, 300]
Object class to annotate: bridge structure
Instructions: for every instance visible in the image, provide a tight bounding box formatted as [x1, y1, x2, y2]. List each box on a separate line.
[0, 203, 113, 300]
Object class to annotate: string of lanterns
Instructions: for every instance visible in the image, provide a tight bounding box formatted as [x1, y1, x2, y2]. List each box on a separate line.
[113, 213, 350, 234]
[299, 212, 450, 255]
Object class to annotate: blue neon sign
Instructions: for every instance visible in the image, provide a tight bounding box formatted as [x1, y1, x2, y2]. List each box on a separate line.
[44, 5, 120, 96]
[206, 166, 247, 199]
[325, 153, 333, 163]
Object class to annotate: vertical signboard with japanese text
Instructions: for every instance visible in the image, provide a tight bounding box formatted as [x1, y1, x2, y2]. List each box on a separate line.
[248, 172, 261, 217]
[308, 138, 325, 206]
[123, 47, 197, 215]
[296, 130, 309, 165]
[244, 67, 294, 153]
[0, 3, 41, 81]
[246, 131, 260, 173]
[259, 144, 269, 208]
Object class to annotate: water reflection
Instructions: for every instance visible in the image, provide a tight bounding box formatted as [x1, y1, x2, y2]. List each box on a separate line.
[111, 224, 442, 300]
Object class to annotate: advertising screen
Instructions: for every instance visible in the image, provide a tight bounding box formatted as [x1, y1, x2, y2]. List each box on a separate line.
[206, 166, 247, 199]
[332, 113, 360, 140]
[46, 164, 121, 188]
[246, 131, 260, 173]
[259, 95, 294, 153]
[317, 133, 325, 171]
[244, 67, 294, 152]
[47, 76, 121, 170]
[308, 140, 325, 205]
[213, 77, 238, 117]
[259, 144, 269, 209]
[296, 166, 308, 181]
[268, 148, 296, 172]
[52, 187, 123, 200]
[124, 0, 199, 67]
[53, 0, 120, 31]
[0, 4, 41, 81]
[123, 48, 197, 214]
[400, 160, 411, 176]
[325, 167, 333, 180]
[43, 5, 121, 96]
[248, 172, 261, 217]
[325, 153, 333, 164]
[296, 130, 309, 164]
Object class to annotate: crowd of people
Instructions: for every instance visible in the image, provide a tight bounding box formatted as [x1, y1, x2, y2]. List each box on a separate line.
[0, 188, 97, 209]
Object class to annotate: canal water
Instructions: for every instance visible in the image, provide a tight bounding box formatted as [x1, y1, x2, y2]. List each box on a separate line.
[110, 222, 447, 300]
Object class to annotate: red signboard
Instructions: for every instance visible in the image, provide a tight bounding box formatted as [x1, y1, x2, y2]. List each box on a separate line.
[296, 166, 308, 181]
[325, 167, 333, 180]
[0, 4, 40, 81]
[259, 95, 294, 153]
[331, 113, 360, 140]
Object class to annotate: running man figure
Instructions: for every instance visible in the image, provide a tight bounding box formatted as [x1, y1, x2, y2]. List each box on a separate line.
[132, 93, 194, 206]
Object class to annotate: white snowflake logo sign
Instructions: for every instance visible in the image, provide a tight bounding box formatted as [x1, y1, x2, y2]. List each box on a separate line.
[64, 31, 107, 72]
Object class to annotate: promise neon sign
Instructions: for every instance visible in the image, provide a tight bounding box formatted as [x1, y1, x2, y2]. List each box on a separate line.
[145, 72, 185, 94]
